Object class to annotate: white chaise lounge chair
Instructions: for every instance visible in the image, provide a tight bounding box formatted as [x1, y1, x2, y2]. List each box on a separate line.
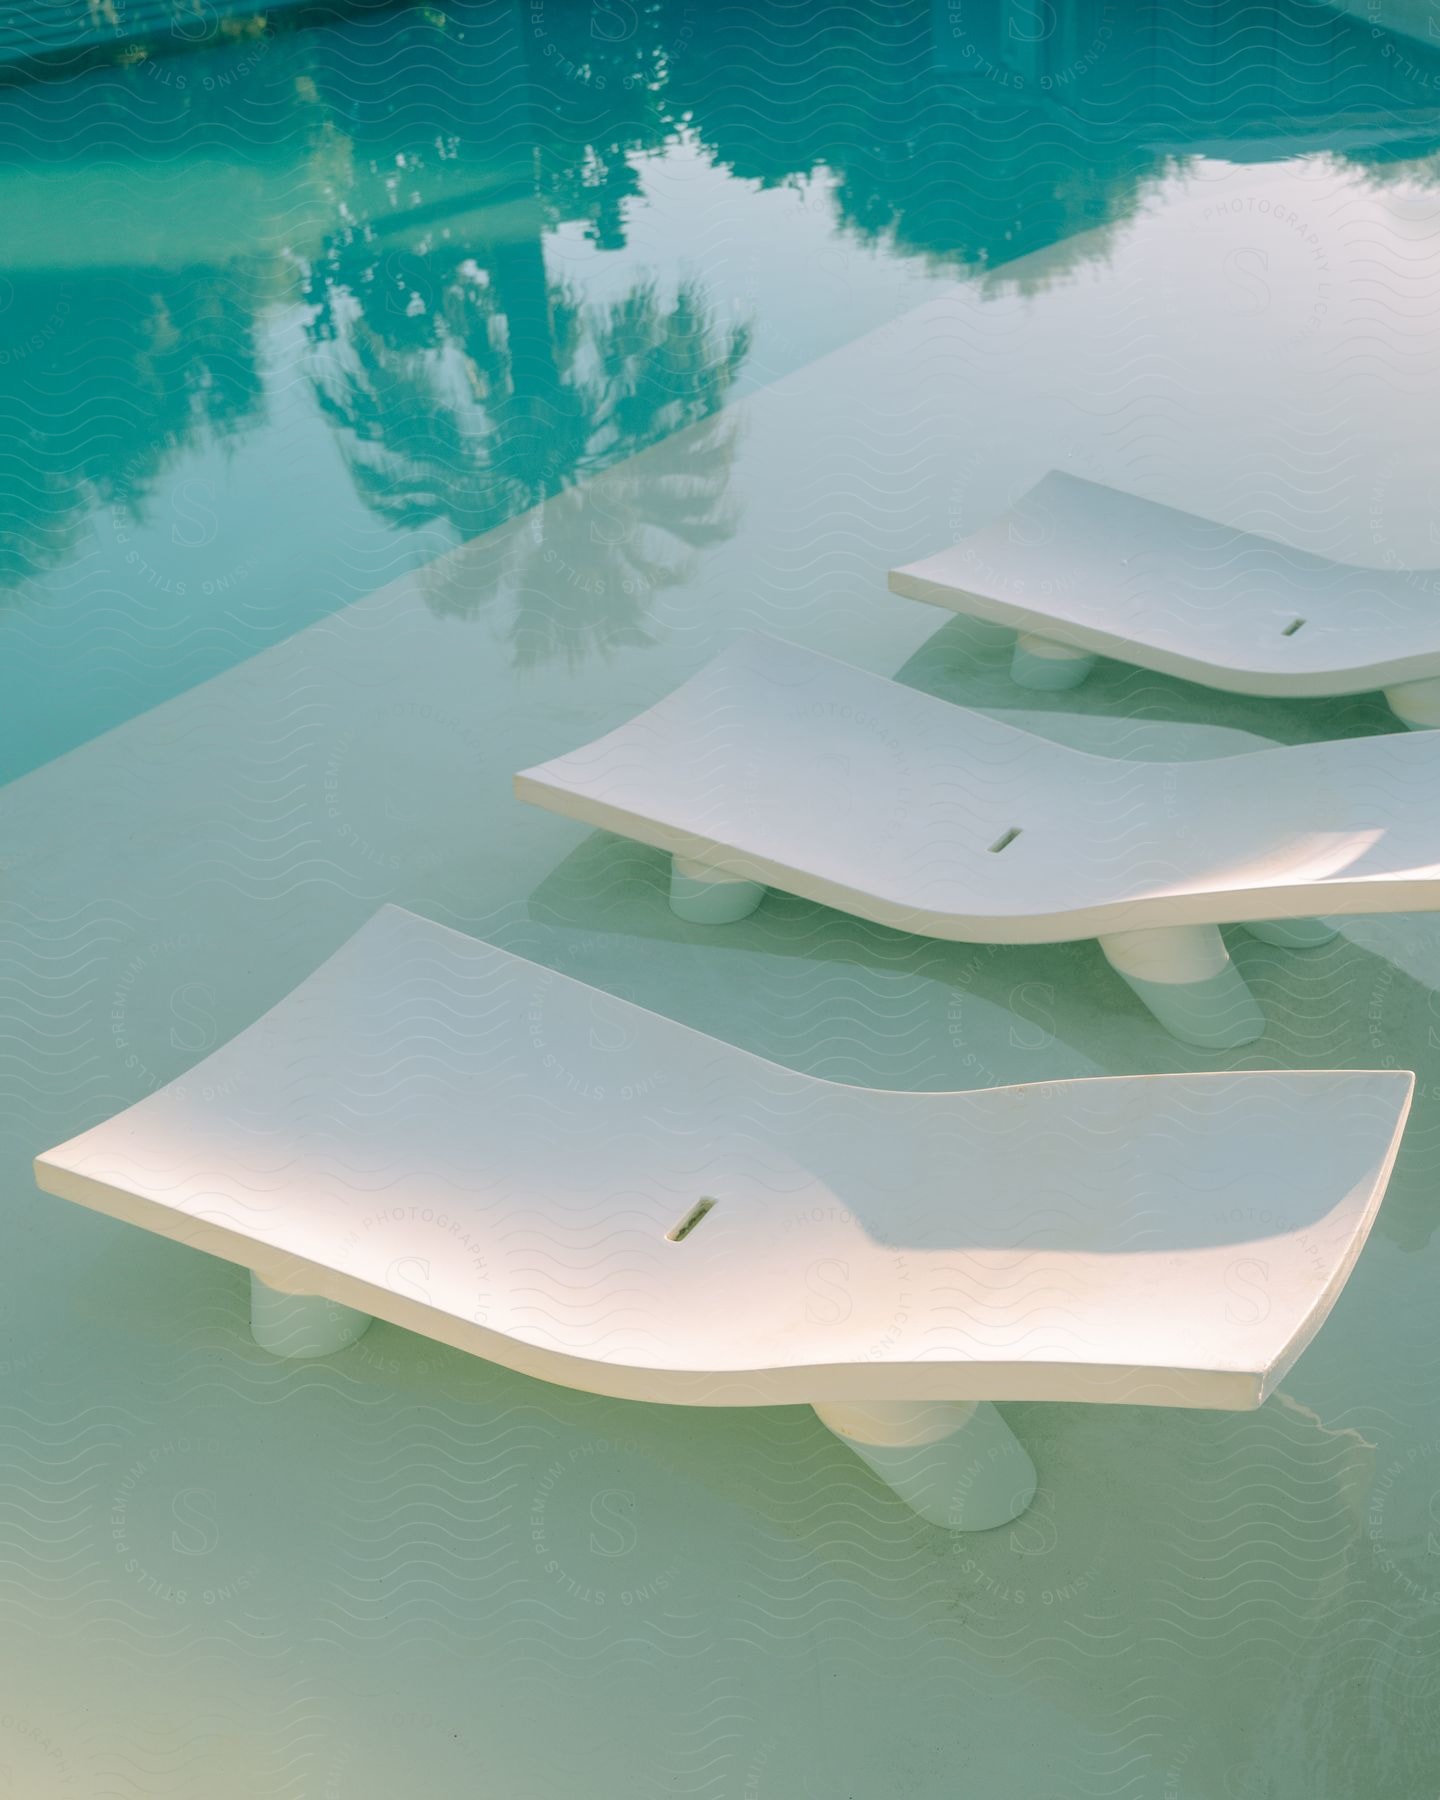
[515, 634, 1440, 1048]
[33, 908, 1412, 1531]
[888, 472, 1440, 728]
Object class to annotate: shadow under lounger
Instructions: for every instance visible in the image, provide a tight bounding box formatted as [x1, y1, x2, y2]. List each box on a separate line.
[515, 632, 1440, 1047]
[888, 470, 1440, 726]
[34, 907, 1413, 1531]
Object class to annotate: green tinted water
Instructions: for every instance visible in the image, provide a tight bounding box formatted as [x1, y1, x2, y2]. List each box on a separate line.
[4, 1, 1440, 1794]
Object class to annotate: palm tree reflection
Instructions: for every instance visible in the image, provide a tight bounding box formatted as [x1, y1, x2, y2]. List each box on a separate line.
[312, 242, 749, 665]
[421, 392, 741, 669]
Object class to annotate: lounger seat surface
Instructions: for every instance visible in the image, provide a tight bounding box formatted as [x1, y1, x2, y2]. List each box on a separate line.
[889, 471, 1440, 695]
[515, 634, 1440, 943]
[34, 908, 1410, 1410]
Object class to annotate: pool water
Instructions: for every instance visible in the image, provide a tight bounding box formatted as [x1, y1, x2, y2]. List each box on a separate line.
[4, 1, 1440, 1793]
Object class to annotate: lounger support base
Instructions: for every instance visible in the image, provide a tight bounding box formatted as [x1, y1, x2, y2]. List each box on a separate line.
[1099, 924, 1265, 1048]
[1011, 633, 1097, 692]
[250, 1273, 373, 1359]
[1384, 677, 1440, 730]
[1244, 917, 1339, 950]
[669, 855, 766, 924]
[812, 1398, 1037, 1530]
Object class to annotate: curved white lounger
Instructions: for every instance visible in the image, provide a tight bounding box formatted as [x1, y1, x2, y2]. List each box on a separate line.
[888, 472, 1440, 726]
[33, 908, 1412, 1531]
[515, 634, 1440, 1047]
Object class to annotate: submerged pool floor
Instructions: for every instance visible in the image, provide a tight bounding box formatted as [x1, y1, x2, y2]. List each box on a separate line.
[6, 2, 1440, 1794]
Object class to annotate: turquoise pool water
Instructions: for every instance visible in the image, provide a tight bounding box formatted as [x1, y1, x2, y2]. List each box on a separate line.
[6, 1, 1440, 1794]
[8, 0, 1440, 779]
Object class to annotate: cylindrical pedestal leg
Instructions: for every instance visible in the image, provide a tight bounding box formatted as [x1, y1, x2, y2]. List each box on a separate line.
[669, 854, 767, 924]
[1011, 633, 1097, 692]
[1384, 677, 1440, 730]
[1244, 917, 1339, 950]
[250, 1273, 373, 1359]
[812, 1398, 1037, 1531]
[1099, 923, 1265, 1048]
